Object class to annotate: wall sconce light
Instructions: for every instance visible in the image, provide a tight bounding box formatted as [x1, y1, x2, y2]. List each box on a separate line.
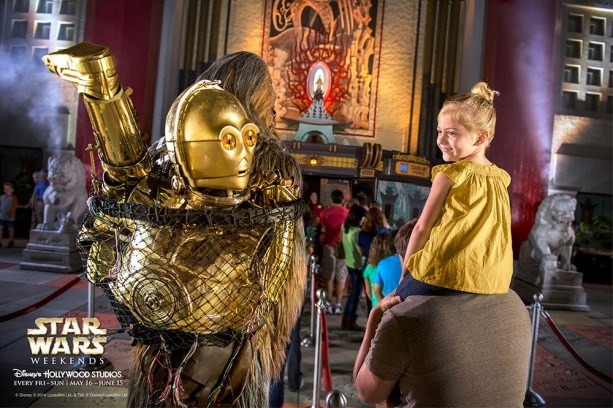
[307, 155, 323, 166]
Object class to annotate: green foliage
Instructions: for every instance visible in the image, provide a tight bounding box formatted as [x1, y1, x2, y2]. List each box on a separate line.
[575, 216, 613, 251]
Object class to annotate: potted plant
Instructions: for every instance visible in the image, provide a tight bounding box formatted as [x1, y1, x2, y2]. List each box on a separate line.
[573, 216, 612, 284]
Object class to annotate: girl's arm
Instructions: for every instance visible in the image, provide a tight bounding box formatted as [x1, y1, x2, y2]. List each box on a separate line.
[363, 277, 372, 301]
[402, 172, 453, 277]
[373, 283, 383, 301]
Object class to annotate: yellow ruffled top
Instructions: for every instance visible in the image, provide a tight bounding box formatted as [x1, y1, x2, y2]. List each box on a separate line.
[407, 161, 513, 294]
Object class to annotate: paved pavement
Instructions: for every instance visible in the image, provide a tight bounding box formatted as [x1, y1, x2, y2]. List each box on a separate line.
[0, 238, 611, 407]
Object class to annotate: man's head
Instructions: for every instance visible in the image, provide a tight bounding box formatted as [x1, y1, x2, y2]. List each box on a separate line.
[330, 189, 344, 205]
[394, 218, 418, 256]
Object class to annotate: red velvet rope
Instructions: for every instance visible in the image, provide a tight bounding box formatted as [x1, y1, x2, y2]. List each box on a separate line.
[320, 310, 333, 394]
[542, 310, 612, 384]
[0, 275, 82, 323]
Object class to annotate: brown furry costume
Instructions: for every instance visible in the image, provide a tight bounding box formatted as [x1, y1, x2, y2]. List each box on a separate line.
[43, 44, 306, 407]
[127, 137, 307, 408]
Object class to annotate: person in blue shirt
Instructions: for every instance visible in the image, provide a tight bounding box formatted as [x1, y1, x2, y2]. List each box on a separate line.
[29, 169, 48, 228]
[373, 231, 402, 301]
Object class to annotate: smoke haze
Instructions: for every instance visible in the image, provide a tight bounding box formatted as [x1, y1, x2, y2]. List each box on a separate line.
[0, 51, 69, 148]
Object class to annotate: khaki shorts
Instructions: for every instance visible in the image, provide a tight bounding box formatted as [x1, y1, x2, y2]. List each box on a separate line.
[319, 244, 348, 282]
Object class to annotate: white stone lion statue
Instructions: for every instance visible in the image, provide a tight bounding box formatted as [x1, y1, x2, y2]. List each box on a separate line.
[527, 193, 577, 272]
[42, 154, 88, 231]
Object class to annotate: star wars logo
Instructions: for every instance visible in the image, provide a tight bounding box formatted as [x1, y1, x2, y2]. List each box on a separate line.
[27, 318, 108, 355]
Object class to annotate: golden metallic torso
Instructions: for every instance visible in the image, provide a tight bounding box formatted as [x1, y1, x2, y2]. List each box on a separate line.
[44, 42, 301, 338]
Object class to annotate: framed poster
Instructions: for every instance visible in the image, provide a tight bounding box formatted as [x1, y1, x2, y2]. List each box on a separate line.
[262, 0, 385, 138]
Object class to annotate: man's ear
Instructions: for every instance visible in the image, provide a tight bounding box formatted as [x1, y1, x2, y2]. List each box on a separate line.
[475, 131, 489, 146]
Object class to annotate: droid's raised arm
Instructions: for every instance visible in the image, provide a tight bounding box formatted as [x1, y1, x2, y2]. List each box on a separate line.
[42, 42, 151, 197]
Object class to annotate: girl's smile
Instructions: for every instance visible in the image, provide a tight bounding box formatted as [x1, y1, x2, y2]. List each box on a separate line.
[436, 114, 490, 164]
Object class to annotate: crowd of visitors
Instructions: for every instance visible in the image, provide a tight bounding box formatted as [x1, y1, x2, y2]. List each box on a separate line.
[0, 168, 49, 245]
[302, 188, 408, 330]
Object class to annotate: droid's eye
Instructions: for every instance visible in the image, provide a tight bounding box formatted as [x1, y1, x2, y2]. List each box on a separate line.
[243, 129, 257, 147]
[221, 133, 236, 150]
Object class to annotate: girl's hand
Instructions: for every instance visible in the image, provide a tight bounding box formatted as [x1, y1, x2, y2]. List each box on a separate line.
[378, 295, 402, 312]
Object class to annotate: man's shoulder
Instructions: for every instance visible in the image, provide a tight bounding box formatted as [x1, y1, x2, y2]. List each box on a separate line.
[321, 205, 347, 216]
[376, 290, 531, 408]
[381, 291, 531, 357]
[389, 291, 526, 321]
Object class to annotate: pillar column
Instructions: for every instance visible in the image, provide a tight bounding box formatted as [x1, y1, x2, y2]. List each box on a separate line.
[483, 0, 560, 255]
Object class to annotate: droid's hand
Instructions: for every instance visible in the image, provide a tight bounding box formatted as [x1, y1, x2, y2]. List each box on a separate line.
[42, 41, 151, 193]
[42, 42, 120, 100]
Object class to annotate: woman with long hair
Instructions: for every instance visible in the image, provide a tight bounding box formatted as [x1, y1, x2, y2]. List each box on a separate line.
[358, 207, 390, 313]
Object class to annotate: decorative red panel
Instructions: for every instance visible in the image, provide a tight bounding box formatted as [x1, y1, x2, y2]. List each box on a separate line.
[75, 0, 164, 168]
[483, 0, 558, 256]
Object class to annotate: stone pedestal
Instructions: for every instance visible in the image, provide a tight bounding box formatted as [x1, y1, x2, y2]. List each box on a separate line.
[512, 246, 589, 312]
[20, 229, 83, 273]
[511, 194, 588, 311]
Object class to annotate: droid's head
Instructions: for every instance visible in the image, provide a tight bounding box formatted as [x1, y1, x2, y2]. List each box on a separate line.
[165, 80, 259, 195]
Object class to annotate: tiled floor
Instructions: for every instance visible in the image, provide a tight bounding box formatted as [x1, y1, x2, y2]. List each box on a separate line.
[0, 239, 611, 407]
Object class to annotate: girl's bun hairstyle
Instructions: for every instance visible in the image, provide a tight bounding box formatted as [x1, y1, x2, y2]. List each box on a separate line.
[470, 82, 499, 105]
[439, 81, 500, 142]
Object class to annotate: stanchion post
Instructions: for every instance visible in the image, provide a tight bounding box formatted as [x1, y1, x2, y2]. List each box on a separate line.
[309, 261, 318, 339]
[311, 288, 327, 408]
[74, 281, 106, 371]
[524, 293, 546, 407]
[325, 390, 348, 408]
[302, 254, 318, 347]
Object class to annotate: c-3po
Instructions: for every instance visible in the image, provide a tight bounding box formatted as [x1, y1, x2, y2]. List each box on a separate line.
[43, 42, 305, 407]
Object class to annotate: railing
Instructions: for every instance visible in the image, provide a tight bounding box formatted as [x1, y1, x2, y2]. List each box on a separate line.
[525, 293, 612, 407]
[302, 254, 319, 347]
[310, 288, 348, 408]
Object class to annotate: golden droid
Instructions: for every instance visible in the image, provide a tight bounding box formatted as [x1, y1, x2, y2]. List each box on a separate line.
[166, 80, 259, 194]
[43, 42, 306, 407]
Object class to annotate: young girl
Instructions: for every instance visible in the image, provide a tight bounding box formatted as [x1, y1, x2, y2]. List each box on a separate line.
[362, 232, 389, 309]
[358, 207, 391, 312]
[398, 82, 513, 299]
[373, 232, 402, 301]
